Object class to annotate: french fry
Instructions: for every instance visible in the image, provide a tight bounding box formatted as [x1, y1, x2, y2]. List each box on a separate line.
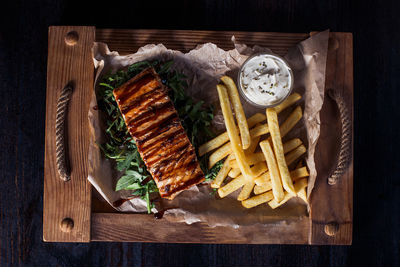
[295, 158, 307, 204]
[199, 132, 229, 157]
[267, 178, 308, 209]
[268, 192, 293, 209]
[294, 178, 308, 193]
[198, 113, 265, 156]
[242, 191, 274, 209]
[208, 105, 303, 167]
[229, 139, 303, 169]
[297, 188, 308, 204]
[216, 84, 253, 179]
[282, 138, 302, 154]
[218, 175, 246, 198]
[279, 106, 303, 138]
[250, 162, 268, 177]
[218, 162, 267, 198]
[290, 167, 309, 182]
[274, 93, 301, 113]
[247, 113, 267, 128]
[245, 134, 261, 154]
[208, 142, 231, 168]
[267, 108, 296, 196]
[237, 181, 255, 201]
[254, 146, 307, 185]
[254, 182, 272, 195]
[228, 168, 241, 178]
[255, 167, 309, 193]
[259, 140, 285, 202]
[229, 152, 265, 168]
[221, 76, 251, 149]
[199, 93, 301, 157]
[285, 145, 307, 167]
[249, 123, 269, 138]
[211, 154, 234, 189]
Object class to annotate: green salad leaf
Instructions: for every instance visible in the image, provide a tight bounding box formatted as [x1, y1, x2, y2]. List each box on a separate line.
[97, 60, 222, 213]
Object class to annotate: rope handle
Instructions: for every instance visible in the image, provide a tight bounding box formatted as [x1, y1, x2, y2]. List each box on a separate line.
[327, 89, 352, 185]
[55, 84, 73, 182]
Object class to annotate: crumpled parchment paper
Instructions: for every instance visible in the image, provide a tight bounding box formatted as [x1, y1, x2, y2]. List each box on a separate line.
[88, 30, 329, 228]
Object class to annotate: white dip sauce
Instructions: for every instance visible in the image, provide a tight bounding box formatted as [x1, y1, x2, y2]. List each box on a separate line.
[239, 54, 292, 106]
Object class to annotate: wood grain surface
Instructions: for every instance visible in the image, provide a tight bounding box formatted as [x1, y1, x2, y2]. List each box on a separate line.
[96, 29, 309, 55]
[92, 213, 309, 244]
[44, 26, 95, 242]
[310, 32, 354, 245]
[1, 0, 400, 266]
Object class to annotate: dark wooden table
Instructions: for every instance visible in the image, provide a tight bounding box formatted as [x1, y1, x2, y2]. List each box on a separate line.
[1, 0, 399, 266]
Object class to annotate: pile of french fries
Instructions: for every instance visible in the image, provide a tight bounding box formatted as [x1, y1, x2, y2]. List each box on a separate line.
[199, 76, 309, 209]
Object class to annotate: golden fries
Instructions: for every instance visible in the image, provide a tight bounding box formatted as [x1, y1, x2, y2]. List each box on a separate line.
[290, 167, 309, 182]
[280, 106, 303, 138]
[250, 162, 268, 177]
[199, 132, 229, 157]
[247, 113, 267, 128]
[211, 154, 234, 189]
[237, 181, 255, 201]
[268, 193, 293, 209]
[229, 152, 265, 168]
[297, 188, 308, 203]
[285, 145, 307, 167]
[199, 93, 301, 157]
[294, 178, 308, 193]
[254, 146, 306, 185]
[216, 84, 253, 179]
[208, 142, 231, 168]
[267, 108, 296, 196]
[204, 84, 306, 210]
[254, 166, 309, 193]
[228, 168, 241, 178]
[229, 138, 302, 169]
[259, 140, 285, 202]
[245, 134, 261, 154]
[267, 178, 308, 209]
[218, 175, 246, 198]
[249, 123, 269, 138]
[218, 162, 267, 198]
[242, 191, 274, 209]
[208, 104, 303, 168]
[254, 182, 272, 195]
[221, 76, 251, 149]
[198, 113, 266, 156]
[282, 138, 302, 154]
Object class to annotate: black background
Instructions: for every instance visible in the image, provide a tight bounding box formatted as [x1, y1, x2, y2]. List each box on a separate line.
[1, 0, 399, 266]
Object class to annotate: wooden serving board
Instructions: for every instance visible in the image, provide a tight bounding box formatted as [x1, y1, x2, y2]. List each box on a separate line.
[44, 26, 353, 244]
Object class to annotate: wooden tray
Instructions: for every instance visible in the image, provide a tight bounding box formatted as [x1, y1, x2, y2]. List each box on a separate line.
[44, 26, 353, 244]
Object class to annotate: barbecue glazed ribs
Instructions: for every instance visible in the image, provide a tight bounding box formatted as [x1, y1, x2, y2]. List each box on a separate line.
[113, 68, 205, 199]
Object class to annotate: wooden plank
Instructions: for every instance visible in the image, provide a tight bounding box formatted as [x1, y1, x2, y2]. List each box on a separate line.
[96, 29, 309, 56]
[91, 213, 309, 244]
[43, 26, 95, 242]
[310, 32, 353, 245]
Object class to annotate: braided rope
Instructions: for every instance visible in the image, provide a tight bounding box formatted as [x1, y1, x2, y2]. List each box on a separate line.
[55, 84, 73, 182]
[327, 89, 352, 185]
